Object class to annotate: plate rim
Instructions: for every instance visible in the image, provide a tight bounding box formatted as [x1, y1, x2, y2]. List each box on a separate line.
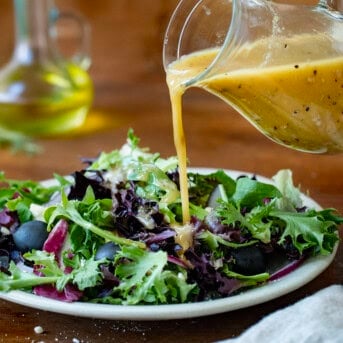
[0, 167, 338, 320]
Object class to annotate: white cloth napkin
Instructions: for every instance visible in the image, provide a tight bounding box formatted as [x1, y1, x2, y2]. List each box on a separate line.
[220, 285, 343, 343]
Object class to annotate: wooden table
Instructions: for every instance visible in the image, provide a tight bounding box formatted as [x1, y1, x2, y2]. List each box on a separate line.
[0, 1, 342, 342]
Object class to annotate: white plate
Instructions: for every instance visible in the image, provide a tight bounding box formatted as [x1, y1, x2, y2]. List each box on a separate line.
[0, 168, 338, 320]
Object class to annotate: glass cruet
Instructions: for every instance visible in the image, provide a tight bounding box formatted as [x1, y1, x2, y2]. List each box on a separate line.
[163, 0, 343, 154]
[0, 0, 93, 136]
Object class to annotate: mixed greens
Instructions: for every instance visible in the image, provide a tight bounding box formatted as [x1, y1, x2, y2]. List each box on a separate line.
[0, 130, 341, 304]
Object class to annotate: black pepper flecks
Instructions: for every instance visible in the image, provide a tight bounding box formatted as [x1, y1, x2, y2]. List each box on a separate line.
[218, 88, 230, 95]
[294, 65, 299, 69]
[305, 106, 310, 112]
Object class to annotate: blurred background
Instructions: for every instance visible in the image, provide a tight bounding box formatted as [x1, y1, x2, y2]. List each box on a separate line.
[0, 0, 181, 178]
[0, 0, 332, 139]
[0, 0, 341, 204]
[0, 0, 177, 109]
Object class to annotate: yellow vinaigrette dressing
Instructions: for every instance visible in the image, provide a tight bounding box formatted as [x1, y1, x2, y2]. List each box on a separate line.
[167, 39, 343, 233]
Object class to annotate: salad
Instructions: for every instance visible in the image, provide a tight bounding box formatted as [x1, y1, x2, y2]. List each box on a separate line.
[0, 130, 341, 305]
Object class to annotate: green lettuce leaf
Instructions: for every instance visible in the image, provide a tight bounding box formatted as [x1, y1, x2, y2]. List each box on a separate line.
[197, 230, 257, 249]
[222, 265, 269, 285]
[44, 191, 145, 249]
[272, 209, 339, 255]
[188, 170, 236, 207]
[127, 163, 180, 204]
[67, 256, 104, 291]
[90, 129, 178, 173]
[114, 245, 195, 304]
[0, 172, 59, 222]
[232, 177, 282, 208]
[273, 169, 303, 210]
[0, 261, 58, 291]
[215, 200, 274, 243]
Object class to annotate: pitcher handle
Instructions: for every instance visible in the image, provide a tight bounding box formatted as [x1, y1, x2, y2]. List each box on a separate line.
[317, 0, 343, 16]
[50, 7, 92, 70]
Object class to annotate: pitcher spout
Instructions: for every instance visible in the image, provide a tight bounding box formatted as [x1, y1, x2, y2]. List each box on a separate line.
[164, 0, 343, 154]
[164, 0, 343, 85]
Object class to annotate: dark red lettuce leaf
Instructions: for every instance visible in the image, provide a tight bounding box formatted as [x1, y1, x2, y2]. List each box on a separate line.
[0, 209, 18, 229]
[185, 249, 243, 301]
[34, 284, 83, 302]
[43, 219, 68, 261]
[68, 170, 111, 200]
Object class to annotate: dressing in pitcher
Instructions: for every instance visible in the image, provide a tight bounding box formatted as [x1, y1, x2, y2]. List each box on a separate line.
[164, 0, 343, 223]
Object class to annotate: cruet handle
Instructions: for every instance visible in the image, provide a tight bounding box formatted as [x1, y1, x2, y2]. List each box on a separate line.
[50, 7, 92, 70]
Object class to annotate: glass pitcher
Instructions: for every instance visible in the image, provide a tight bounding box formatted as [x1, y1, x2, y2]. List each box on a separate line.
[0, 0, 93, 136]
[163, 0, 343, 154]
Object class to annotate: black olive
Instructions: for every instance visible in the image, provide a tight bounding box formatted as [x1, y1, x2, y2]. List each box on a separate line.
[231, 246, 266, 275]
[0, 255, 9, 269]
[95, 242, 120, 261]
[12, 220, 48, 253]
[149, 243, 160, 252]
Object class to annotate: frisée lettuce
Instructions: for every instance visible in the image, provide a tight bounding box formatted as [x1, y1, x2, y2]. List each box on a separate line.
[0, 130, 341, 304]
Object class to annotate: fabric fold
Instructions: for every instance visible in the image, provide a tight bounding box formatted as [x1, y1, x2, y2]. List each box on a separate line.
[220, 285, 343, 343]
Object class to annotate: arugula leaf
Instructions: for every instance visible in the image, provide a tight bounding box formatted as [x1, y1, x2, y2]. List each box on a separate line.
[0, 261, 58, 291]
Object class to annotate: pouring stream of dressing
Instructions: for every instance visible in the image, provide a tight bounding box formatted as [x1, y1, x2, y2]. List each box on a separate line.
[167, 38, 343, 229]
